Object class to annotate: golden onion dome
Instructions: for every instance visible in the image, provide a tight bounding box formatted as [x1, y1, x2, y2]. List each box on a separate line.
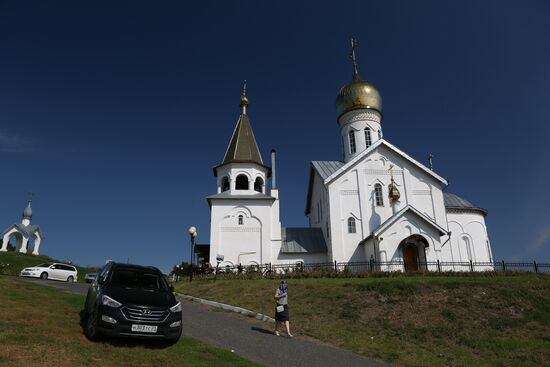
[336, 74, 382, 119]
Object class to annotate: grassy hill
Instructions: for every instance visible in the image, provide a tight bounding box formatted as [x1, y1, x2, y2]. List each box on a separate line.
[0, 251, 99, 282]
[0, 276, 258, 367]
[175, 273, 550, 367]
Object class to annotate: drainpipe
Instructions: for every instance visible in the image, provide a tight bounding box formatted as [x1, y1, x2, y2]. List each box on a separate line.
[372, 233, 378, 269]
[270, 149, 277, 189]
[440, 232, 452, 248]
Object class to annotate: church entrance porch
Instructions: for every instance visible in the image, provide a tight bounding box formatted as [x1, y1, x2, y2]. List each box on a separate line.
[399, 235, 428, 272]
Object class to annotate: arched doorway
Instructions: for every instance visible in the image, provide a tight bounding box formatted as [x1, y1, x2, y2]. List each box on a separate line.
[399, 234, 429, 272]
[6, 232, 23, 252]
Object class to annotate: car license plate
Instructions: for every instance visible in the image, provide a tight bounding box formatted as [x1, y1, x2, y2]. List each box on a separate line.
[131, 324, 158, 333]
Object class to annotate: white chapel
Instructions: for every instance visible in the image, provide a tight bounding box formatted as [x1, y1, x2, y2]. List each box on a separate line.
[1, 194, 44, 255]
[208, 42, 493, 271]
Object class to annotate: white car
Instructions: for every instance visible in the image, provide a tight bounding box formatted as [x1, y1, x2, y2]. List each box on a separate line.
[20, 263, 78, 282]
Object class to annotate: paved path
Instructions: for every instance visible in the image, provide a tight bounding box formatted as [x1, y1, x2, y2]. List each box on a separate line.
[13, 276, 390, 367]
[178, 298, 390, 367]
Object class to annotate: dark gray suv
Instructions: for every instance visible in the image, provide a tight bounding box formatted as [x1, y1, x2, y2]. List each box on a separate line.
[83, 262, 182, 342]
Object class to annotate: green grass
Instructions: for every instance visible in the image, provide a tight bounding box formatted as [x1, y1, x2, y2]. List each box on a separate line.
[0, 276, 259, 367]
[0, 251, 99, 282]
[175, 274, 550, 367]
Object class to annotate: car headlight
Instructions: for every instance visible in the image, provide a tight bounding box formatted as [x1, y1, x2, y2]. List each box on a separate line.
[102, 295, 122, 308]
[170, 302, 182, 313]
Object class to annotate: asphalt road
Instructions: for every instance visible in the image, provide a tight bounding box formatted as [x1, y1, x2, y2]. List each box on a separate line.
[18, 276, 91, 295]
[15, 276, 390, 367]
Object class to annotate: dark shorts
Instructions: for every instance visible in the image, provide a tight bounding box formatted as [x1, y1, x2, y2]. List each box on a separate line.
[275, 304, 289, 322]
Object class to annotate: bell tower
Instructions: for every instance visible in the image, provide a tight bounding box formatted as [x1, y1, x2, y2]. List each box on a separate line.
[207, 82, 281, 268]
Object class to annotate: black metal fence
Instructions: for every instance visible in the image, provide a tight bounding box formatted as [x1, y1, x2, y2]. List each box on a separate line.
[183, 260, 550, 280]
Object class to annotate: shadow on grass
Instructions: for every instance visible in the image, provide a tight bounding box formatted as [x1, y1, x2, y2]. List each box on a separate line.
[79, 309, 177, 349]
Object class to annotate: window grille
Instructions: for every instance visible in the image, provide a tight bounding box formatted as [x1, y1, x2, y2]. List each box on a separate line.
[375, 184, 384, 206]
[364, 128, 372, 148]
[347, 217, 356, 233]
[349, 130, 356, 154]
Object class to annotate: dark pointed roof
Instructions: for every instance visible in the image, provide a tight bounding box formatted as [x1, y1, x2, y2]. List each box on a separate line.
[214, 113, 270, 176]
[222, 113, 263, 165]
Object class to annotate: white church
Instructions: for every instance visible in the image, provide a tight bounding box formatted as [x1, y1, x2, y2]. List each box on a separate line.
[1, 194, 44, 255]
[207, 42, 493, 272]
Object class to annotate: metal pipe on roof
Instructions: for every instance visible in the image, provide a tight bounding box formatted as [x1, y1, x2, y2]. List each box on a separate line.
[271, 149, 277, 189]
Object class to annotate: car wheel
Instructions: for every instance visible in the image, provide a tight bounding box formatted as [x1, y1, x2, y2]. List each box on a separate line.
[40, 272, 48, 280]
[85, 308, 100, 341]
[67, 276, 74, 282]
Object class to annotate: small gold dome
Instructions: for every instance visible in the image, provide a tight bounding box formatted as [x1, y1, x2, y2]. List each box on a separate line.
[240, 94, 248, 107]
[336, 75, 382, 119]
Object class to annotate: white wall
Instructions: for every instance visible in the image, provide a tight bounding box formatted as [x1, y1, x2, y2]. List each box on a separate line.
[326, 143, 448, 263]
[338, 110, 382, 163]
[216, 163, 268, 194]
[444, 210, 492, 263]
[375, 212, 442, 263]
[209, 199, 274, 266]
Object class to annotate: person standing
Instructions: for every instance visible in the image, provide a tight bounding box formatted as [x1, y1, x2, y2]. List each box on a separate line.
[274, 280, 293, 337]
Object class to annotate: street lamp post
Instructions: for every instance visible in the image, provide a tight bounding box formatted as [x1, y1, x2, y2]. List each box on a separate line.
[188, 226, 197, 282]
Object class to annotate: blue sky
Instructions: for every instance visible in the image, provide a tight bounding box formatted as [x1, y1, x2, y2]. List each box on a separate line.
[1, 1, 549, 272]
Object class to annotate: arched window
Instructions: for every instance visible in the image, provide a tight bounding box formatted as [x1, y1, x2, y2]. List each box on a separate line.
[349, 130, 356, 154]
[374, 184, 384, 206]
[347, 217, 356, 233]
[235, 174, 249, 190]
[221, 176, 230, 192]
[364, 128, 372, 148]
[254, 177, 264, 192]
[238, 215, 244, 225]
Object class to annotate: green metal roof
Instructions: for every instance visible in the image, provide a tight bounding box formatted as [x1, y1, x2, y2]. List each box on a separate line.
[444, 192, 488, 216]
[221, 113, 264, 166]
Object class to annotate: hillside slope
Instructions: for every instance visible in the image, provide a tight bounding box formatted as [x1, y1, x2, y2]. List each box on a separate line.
[0, 251, 99, 282]
[175, 274, 550, 367]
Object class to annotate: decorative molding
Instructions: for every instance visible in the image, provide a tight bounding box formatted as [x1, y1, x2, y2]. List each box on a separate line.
[412, 190, 431, 195]
[340, 190, 359, 196]
[364, 169, 403, 175]
[446, 208, 486, 216]
[341, 111, 381, 125]
[220, 227, 261, 233]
